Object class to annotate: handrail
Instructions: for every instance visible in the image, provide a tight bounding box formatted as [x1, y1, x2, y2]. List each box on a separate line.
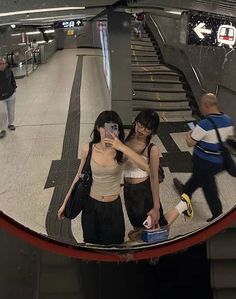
[149, 14, 206, 93]
[149, 15, 166, 44]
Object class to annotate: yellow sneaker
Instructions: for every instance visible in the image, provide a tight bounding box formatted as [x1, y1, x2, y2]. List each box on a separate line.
[181, 193, 194, 218]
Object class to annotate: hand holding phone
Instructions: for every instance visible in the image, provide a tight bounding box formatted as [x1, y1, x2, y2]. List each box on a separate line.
[104, 123, 119, 147]
[143, 215, 152, 229]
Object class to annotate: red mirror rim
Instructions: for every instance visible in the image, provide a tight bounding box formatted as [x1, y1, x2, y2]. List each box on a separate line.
[0, 209, 235, 262]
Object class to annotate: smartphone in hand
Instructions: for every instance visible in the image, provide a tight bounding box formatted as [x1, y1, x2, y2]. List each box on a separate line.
[104, 123, 119, 147]
[187, 122, 195, 130]
[143, 215, 152, 229]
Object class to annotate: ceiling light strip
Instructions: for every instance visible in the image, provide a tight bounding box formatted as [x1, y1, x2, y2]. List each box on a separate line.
[0, 6, 85, 17]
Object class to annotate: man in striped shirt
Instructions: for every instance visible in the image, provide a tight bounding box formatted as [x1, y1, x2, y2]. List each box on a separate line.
[174, 93, 234, 222]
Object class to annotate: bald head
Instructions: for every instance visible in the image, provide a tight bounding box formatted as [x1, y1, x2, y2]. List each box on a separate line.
[201, 93, 218, 106]
[200, 93, 220, 116]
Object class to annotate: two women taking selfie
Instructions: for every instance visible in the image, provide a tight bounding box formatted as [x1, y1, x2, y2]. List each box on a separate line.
[58, 109, 193, 245]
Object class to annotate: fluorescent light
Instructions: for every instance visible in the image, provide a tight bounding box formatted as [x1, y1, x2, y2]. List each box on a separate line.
[19, 14, 86, 22]
[0, 7, 85, 17]
[18, 43, 26, 45]
[44, 29, 55, 33]
[20, 16, 67, 21]
[11, 33, 21, 36]
[26, 31, 41, 35]
[10, 24, 16, 28]
[165, 10, 182, 15]
[35, 40, 46, 44]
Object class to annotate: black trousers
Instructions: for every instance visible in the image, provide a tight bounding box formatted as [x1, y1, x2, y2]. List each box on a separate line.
[183, 154, 224, 217]
[81, 196, 125, 245]
[124, 178, 168, 228]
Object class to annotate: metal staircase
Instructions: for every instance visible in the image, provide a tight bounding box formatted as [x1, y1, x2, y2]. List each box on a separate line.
[131, 27, 195, 121]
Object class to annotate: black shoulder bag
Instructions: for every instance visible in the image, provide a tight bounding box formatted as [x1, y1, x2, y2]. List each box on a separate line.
[64, 143, 93, 219]
[208, 117, 236, 177]
[148, 143, 165, 183]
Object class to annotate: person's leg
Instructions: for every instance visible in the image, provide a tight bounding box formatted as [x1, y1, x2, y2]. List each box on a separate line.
[201, 172, 223, 220]
[183, 171, 201, 197]
[124, 180, 151, 228]
[174, 155, 201, 197]
[137, 21, 142, 39]
[164, 208, 180, 226]
[0, 100, 8, 137]
[133, 21, 139, 36]
[164, 193, 193, 225]
[158, 204, 168, 227]
[6, 93, 16, 128]
[81, 197, 99, 244]
[98, 197, 125, 245]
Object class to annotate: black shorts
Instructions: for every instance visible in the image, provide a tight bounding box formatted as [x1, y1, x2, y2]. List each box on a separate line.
[81, 196, 125, 245]
[124, 178, 168, 228]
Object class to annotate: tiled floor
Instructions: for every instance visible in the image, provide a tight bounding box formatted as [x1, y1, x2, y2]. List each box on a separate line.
[0, 48, 236, 250]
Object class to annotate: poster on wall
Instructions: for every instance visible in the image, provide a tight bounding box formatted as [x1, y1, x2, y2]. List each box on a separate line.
[188, 13, 236, 48]
[99, 21, 111, 90]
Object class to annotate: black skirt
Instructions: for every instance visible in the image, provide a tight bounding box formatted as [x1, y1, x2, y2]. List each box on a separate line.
[124, 178, 168, 228]
[81, 196, 125, 245]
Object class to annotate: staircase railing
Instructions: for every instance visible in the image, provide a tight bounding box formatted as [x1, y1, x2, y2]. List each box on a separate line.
[146, 14, 202, 117]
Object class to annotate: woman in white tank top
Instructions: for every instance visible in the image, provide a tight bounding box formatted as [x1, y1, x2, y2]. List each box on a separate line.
[58, 111, 149, 245]
[123, 109, 194, 241]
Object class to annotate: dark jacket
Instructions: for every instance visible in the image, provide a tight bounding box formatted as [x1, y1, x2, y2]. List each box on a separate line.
[0, 67, 17, 100]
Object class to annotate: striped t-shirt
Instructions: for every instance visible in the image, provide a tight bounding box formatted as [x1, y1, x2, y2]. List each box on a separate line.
[191, 113, 234, 164]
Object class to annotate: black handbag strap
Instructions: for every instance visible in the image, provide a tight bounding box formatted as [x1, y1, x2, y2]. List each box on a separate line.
[207, 117, 224, 146]
[147, 143, 155, 162]
[81, 142, 93, 173]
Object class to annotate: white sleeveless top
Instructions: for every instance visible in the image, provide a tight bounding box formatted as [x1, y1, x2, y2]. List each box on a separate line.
[123, 156, 149, 178]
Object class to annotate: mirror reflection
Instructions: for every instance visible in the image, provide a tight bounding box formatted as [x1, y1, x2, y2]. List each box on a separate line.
[0, 0, 236, 251]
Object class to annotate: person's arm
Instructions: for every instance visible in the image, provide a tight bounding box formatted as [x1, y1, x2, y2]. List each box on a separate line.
[104, 136, 149, 172]
[186, 122, 207, 147]
[147, 145, 161, 227]
[58, 143, 89, 219]
[186, 131, 197, 147]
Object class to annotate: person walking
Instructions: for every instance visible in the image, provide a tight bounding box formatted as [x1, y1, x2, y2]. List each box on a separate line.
[173, 93, 234, 222]
[133, 13, 145, 39]
[0, 57, 17, 139]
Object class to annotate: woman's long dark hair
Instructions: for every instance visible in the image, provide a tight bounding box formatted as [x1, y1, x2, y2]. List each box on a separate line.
[125, 109, 160, 151]
[90, 110, 125, 163]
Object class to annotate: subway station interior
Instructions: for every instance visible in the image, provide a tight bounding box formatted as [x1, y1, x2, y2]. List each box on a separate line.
[1, 0, 236, 298]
